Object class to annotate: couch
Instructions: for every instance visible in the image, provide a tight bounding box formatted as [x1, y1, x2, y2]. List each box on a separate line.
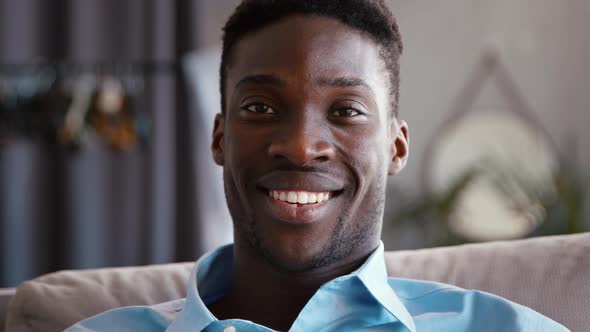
[2, 233, 589, 332]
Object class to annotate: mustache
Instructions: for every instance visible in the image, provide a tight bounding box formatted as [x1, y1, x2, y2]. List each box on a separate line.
[255, 163, 346, 192]
[271, 163, 335, 175]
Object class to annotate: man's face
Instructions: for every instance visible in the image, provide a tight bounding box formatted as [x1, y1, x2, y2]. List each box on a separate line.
[213, 15, 409, 272]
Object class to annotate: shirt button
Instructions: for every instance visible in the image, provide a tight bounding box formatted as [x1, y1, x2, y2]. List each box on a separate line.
[224, 326, 236, 332]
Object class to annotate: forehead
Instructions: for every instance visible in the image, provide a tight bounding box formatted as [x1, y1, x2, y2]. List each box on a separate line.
[225, 15, 389, 102]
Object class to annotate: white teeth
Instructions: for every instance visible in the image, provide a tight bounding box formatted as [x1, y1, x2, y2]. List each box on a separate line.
[269, 190, 331, 205]
[287, 191, 298, 203]
[297, 192, 309, 204]
[308, 193, 317, 203]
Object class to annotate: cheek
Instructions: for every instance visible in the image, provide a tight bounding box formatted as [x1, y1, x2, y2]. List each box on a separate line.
[226, 121, 270, 156]
[225, 123, 259, 166]
[346, 131, 389, 219]
[223, 123, 271, 197]
[222, 138, 259, 223]
[335, 126, 390, 180]
[223, 126, 256, 200]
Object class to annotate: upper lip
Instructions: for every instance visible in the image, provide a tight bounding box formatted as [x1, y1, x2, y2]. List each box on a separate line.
[255, 171, 345, 192]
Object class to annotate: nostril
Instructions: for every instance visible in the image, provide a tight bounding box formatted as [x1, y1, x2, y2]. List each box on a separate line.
[313, 155, 330, 163]
[270, 153, 289, 162]
[267, 137, 334, 165]
[268, 145, 334, 166]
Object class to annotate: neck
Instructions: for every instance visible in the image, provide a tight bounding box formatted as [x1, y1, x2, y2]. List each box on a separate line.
[207, 239, 377, 331]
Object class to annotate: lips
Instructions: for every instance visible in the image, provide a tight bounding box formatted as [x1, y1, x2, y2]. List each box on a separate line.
[256, 171, 345, 192]
[255, 171, 345, 224]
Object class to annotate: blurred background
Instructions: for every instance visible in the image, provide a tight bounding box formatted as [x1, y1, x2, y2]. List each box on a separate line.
[0, 0, 588, 288]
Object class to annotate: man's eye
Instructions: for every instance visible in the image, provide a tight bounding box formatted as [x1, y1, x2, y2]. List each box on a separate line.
[332, 108, 361, 117]
[243, 103, 276, 114]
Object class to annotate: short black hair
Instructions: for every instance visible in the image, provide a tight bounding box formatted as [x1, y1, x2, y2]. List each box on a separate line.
[220, 0, 403, 116]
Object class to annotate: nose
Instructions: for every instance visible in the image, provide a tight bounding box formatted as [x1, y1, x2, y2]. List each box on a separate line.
[267, 117, 335, 166]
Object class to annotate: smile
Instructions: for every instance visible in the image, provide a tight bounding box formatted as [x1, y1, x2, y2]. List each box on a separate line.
[269, 190, 331, 205]
[260, 188, 340, 224]
[255, 171, 345, 224]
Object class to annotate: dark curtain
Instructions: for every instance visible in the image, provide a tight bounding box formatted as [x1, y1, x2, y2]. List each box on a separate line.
[0, 0, 219, 287]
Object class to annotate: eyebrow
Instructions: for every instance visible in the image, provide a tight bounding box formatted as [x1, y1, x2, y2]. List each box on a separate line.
[234, 74, 374, 95]
[316, 77, 372, 91]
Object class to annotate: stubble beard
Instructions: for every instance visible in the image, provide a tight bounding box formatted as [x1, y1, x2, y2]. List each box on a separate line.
[225, 174, 387, 273]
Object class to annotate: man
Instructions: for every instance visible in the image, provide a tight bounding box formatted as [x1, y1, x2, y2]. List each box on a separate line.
[67, 1, 569, 331]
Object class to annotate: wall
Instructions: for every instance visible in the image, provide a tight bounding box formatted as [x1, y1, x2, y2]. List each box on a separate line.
[393, 0, 590, 189]
[389, 0, 590, 246]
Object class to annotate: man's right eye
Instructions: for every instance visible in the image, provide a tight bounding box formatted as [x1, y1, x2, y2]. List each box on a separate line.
[242, 103, 276, 114]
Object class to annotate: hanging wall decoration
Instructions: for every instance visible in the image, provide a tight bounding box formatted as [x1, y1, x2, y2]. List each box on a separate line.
[389, 49, 585, 245]
[0, 61, 161, 151]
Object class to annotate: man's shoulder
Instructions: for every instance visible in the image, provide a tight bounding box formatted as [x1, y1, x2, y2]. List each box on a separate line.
[64, 298, 185, 332]
[387, 277, 570, 331]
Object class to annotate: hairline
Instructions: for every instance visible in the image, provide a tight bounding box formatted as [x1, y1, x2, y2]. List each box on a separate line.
[220, 12, 401, 118]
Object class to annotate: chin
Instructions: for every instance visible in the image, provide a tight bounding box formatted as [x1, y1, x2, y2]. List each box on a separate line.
[254, 215, 373, 273]
[254, 227, 334, 273]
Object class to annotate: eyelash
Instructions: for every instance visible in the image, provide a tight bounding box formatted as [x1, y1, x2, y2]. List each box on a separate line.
[331, 107, 362, 117]
[242, 103, 276, 114]
[241, 102, 365, 118]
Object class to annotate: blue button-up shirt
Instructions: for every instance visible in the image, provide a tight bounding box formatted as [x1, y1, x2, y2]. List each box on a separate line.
[66, 243, 569, 331]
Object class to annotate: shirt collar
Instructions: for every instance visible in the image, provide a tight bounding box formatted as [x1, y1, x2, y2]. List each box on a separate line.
[166, 246, 223, 332]
[167, 242, 415, 332]
[354, 242, 416, 332]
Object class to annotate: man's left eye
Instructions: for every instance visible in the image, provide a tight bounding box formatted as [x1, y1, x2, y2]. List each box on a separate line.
[331, 108, 361, 117]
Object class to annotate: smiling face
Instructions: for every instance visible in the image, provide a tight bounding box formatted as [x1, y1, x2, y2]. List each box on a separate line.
[213, 15, 409, 272]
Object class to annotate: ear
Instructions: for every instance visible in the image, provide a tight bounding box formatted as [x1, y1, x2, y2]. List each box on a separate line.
[388, 119, 409, 175]
[211, 113, 225, 166]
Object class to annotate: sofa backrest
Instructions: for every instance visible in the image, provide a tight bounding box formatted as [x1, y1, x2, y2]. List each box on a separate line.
[5, 233, 589, 332]
[5, 263, 193, 332]
[384, 233, 590, 331]
[0, 288, 16, 332]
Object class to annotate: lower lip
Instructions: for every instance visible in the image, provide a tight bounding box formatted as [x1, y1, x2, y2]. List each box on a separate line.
[261, 193, 334, 224]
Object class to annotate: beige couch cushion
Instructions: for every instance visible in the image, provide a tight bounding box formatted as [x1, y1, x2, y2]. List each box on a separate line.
[5, 263, 193, 332]
[1, 288, 16, 332]
[6, 233, 589, 332]
[385, 233, 590, 331]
